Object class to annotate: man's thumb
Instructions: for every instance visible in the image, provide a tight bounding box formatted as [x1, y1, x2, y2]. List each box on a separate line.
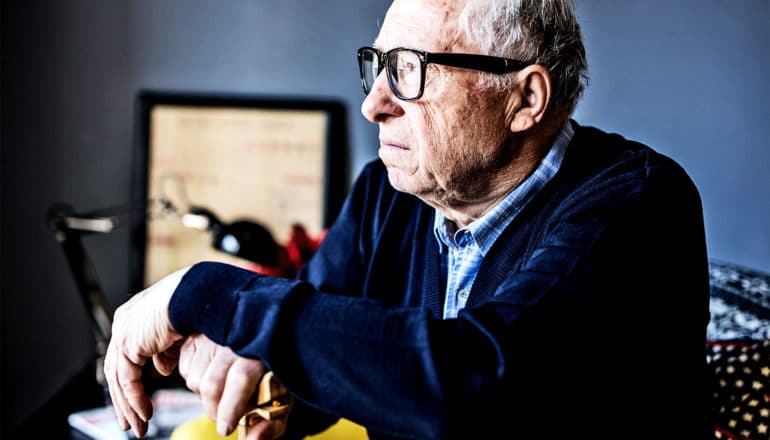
[152, 341, 181, 376]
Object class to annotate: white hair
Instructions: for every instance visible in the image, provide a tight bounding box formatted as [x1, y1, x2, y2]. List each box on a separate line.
[459, 0, 589, 114]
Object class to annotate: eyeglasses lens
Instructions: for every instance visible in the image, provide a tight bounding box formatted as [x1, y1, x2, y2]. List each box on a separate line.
[388, 49, 421, 100]
[360, 49, 379, 94]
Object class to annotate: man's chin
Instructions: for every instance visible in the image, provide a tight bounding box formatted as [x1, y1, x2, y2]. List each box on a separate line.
[385, 167, 440, 201]
[384, 167, 417, 194]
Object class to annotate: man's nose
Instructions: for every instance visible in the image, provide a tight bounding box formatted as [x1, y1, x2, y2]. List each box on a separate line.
[360, 72, 404, 123]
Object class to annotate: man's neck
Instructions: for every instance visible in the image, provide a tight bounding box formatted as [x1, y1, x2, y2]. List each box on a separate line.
[436, 117, 567, 228]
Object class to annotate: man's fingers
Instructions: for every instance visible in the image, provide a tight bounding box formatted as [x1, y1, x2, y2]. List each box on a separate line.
[243, 409, 291, 440]
[175, 334, 275, 438]
[244, 418, 275, 440]
[216, 358, 264, 436]
[106, 384, 129, 431]
[199, 346, 235, 421]
[103, 344, 130, 431]
[178, 335, 197, 378]
[110, 357, 149, 437]
[182, 338, 213, 395]
[152, 351, 178, 377]
[104, 339, 148, 437]
[245, 419, 271, 440]
[153, 340, 182, 376]
[117, 352, 153, 424]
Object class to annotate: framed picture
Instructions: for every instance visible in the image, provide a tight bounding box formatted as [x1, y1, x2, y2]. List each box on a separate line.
[130, 90, 348, 290]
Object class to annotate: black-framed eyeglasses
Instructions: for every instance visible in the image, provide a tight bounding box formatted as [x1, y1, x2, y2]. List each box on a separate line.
[357, 46, 529, 101]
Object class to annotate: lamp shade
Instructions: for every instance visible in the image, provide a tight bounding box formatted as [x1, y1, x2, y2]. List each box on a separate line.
[212, 220, 280, 267]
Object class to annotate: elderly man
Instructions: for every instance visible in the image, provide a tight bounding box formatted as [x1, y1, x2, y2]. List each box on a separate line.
[104, 0, 712, 439]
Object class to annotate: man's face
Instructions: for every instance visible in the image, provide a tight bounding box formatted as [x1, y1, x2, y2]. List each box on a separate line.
[361, 0, 514, 209]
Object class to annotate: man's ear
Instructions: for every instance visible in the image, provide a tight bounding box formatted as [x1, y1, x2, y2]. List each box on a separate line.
[506, 65, 552, 133]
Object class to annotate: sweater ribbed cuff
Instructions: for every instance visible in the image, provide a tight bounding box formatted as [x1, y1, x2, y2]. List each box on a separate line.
[168, 261, 254, 344]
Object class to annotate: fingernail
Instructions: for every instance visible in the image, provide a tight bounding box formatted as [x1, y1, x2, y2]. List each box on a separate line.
[217, 420, 231, 436]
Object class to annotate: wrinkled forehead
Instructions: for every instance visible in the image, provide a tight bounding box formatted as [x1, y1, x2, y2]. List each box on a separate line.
[374, 0, 471, 52]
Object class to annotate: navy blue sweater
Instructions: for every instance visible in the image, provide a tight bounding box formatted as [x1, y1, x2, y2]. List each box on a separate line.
[170, 122, 712, 439]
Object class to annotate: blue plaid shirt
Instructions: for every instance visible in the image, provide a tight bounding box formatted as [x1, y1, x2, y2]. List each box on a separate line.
[434, 122, 574, 318]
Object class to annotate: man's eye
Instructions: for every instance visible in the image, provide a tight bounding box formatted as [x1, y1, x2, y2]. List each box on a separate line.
[398, 61, 417, 72]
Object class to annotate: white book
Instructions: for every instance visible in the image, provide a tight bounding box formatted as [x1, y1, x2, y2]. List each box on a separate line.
[68, 405, 154, 439]
[68, 388, 201, 439]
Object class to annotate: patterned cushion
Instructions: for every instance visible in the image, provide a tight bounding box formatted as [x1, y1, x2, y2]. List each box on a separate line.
[707, 261, 770, 439]
[708, 340, 770, 440]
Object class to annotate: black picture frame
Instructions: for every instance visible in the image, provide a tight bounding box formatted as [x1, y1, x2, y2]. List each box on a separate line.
[129, 90, 349, 293]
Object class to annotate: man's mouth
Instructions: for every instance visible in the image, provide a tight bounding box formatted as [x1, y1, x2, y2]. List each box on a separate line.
[380, 138, 409, 150]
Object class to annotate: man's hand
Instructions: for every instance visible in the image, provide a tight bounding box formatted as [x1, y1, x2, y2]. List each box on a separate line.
[103, 266, 190, 437]
[179, 333, 290, 439]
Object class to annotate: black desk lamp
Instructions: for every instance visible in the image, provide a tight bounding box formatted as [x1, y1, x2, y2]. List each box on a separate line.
[181, 207, 281, 267]
[46, 199, 279, 392]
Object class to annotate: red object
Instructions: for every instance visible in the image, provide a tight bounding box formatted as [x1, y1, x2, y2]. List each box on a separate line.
[250, 224, 326, 278]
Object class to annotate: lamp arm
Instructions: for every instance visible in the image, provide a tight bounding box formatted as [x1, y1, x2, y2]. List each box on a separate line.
[51, 217, 113, 343]
[48, 212, 116, 386]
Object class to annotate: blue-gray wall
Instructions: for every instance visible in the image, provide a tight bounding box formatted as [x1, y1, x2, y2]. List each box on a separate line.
[574, 0, 770, 274]
[2, 0, 768, 434]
